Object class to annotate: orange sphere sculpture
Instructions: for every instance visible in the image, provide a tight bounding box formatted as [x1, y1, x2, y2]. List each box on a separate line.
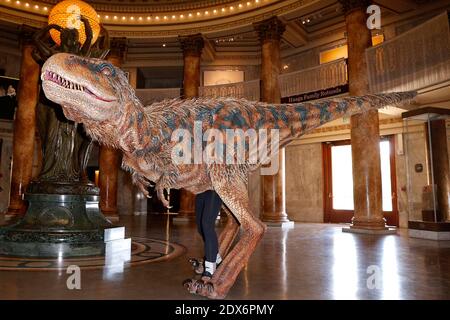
[48, 0, 100, 46]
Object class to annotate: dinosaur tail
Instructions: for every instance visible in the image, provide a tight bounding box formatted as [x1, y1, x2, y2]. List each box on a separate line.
[265, 91, 417, 143]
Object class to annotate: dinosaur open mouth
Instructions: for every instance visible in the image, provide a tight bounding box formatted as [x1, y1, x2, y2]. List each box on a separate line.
[44, 70, 115, 103]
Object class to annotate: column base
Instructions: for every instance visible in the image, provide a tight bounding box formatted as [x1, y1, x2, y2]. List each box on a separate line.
[173, 213, 195, 223]
[342, 225, 397, 235]
[264, 221, 294, 228]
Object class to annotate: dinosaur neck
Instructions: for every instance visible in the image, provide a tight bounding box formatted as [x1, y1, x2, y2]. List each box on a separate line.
[82, 99, 156, 154]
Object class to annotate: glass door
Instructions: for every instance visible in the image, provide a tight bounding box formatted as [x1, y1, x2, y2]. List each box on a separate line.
[323, 136, 398, 226]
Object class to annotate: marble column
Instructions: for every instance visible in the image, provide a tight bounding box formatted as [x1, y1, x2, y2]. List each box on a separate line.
[254, 17, 293, 228]
[339, 0, 394, 233]
[425, 119, 450, 222]
[7, 26, 40, 216]
[177, 34, 204, 219]
[99, 38, 126, 220]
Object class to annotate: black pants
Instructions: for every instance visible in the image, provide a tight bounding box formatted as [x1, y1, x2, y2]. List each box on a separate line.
[195, 190, 222, 263]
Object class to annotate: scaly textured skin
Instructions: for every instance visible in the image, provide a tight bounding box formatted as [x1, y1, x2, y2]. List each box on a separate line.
[41, 53, 416, 299]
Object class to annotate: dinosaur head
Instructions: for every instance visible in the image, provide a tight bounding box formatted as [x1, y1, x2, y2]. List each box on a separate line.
[41, 53, 135, 124]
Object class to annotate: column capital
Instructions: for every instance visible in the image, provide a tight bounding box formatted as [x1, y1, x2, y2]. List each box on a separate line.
[254, 16, 286, 42]
[178, 33, 204, 57]
[108, 37, 127, 63]
[338, 0, 371, 15]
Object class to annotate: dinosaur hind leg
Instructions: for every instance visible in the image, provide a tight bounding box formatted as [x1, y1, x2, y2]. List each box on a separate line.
[184, 177, 265, 299]
[218, 204, 240, 259]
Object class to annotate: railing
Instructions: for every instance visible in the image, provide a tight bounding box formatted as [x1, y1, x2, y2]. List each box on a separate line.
[199, 79, 260, 101]
[366, 11, 450, 93]
[135, 88, 181, 106]
[278, 58, 348, 98]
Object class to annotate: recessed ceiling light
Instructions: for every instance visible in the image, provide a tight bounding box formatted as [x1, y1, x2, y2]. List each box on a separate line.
[25, 2, 29, 7]
[122, 16, 126, 20]
[105, 15, 109, 19]
[147, 16, 151, 20]
[114, 16, 118, 20]
[247, 1, 251, 6]
[163, 16, 168, 20]
[155, 16, 160, 20]
[130, 16, 134, 20]
[197, 12, 201, 16]
[239, 4, 243, 8]
[172, 15, 176, 19]
[213, 9, 217, 14]
[221, 8, 225, 12]
[34, 4, 38, 9]
[43, 6, 47, 11]
[188, 13, 192, 17]
[230, 6, 234, 10]
[139, 17, 143, 21]
[162, 44, 166, 47]
[205, 11, 209, 15]
[180, 14, 184, 18]
[15, 1, 20, 5]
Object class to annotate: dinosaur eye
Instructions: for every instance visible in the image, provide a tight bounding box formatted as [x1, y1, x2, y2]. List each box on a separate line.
[99, 64, 114, 76]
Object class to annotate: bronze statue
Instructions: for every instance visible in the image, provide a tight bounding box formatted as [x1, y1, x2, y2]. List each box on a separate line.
[30, 16, 109, 195]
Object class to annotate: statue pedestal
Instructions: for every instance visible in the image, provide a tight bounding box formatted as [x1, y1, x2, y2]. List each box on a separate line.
[0, 193, 117, 257]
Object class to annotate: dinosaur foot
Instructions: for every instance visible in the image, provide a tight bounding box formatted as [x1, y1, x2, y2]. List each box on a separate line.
[182, 279, 224, 299]
[188, 258, 204, 275]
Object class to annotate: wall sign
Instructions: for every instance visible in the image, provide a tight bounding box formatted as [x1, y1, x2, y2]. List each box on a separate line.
[281, 84, 349, 103]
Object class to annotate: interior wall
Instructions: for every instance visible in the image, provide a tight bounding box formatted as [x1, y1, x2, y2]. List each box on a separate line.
[285, 143, 324, 222]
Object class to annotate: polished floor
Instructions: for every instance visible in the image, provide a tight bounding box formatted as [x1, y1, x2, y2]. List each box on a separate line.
[0, 214, 449, 300]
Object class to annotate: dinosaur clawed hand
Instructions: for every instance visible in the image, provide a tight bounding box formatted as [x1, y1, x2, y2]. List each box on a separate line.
[183, 278, 219, 299]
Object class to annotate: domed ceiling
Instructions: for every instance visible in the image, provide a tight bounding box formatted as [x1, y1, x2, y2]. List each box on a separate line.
[0, 0, 310, 37]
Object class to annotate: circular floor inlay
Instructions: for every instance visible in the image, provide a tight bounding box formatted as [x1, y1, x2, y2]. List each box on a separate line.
[0, 237, 185, 271]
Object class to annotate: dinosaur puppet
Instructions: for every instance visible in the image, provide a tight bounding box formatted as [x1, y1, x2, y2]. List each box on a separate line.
[41, 53, 415, 299]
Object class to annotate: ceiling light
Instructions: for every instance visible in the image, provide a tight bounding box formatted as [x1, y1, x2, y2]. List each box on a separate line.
[213, 9, 217, 14]
[230, 6, 234, 10]
[25, 2, 29, 7]
[247, 1, 251, 6]
[163, 16, 168, 20]
[172, 15, 176, 19]
[15, 1, 20, 5]
[114, 16, 118, 20]
[105, 15, 109, 19]
[162, 44, 166, 47]
[180, 14, 184, 18]
[139, 17, 143, 21]
[221, 8, 225, 12]
[43, 6, 47, 11]
[122, 16, 126, 20]
[205, 11, 209, 15]
[155, 16, 160, 20]
[255, 0, 260, 3]
[197, 12, 201, 16]
[34, 4, 38, 9]
[188, 13, 192, 17]
[239, 4, 243, 8]
[130, 16, 134, 20]
[147, 16, 151, 20]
